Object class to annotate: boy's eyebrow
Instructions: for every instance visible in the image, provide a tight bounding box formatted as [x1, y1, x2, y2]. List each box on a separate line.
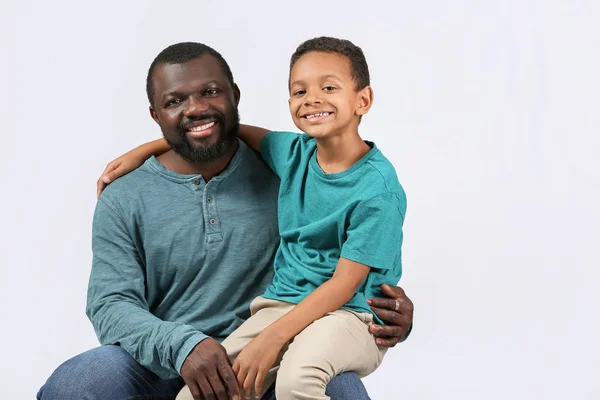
[290, 74, 343, 87]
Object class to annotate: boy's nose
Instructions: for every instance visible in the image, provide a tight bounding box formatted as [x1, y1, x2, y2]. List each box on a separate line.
[304, 89, 323, 106]
[304, 96, 323, 106]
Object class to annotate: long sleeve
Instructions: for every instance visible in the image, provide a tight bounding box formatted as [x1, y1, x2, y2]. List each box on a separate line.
[85, 198, 207, 379]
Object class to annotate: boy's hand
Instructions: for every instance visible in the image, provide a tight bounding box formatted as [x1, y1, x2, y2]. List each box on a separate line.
[367, 284, 414, 347]
[96, 150, 147, 198]
[232, 332, 284, 398]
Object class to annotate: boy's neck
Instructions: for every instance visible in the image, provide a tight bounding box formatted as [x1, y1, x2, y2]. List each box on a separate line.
[314, 132, 371, 174]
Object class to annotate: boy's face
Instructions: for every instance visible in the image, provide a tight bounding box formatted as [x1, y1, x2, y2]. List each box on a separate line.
[288, 51, 371, 138]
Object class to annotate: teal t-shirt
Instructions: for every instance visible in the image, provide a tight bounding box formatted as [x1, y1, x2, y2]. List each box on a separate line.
[260, 131, 406, 322]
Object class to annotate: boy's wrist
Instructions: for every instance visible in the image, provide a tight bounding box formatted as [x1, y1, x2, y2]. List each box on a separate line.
[262, 324, 291, 346]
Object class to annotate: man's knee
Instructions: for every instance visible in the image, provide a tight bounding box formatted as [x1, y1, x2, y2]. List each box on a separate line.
[325, 372, 370, 399]
[37, 345, 139, 400]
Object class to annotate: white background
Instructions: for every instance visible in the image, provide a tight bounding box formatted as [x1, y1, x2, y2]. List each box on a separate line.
[1, 1, 598, 399]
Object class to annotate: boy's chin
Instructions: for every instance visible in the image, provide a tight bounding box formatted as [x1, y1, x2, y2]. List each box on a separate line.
[295, 123, 331, 138]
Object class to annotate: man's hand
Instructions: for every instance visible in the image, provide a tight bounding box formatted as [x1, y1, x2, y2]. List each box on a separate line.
[180, 338, 241, 400]
[367, 284, 414, 347]
[232, 332, 284, 399]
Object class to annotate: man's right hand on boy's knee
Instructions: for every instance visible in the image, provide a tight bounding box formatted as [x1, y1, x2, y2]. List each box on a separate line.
[180, 338, 241, 400]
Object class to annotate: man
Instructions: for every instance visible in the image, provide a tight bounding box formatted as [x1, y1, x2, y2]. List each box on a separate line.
[37, 42, 414, 400]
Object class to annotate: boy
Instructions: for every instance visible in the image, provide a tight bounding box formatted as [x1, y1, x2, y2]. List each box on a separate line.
[100, 37, 406, 400]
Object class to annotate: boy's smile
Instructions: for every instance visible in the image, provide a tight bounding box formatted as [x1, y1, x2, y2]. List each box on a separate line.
[302, 111, 334, 123]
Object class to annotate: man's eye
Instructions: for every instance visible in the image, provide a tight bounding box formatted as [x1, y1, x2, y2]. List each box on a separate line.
[323, 86, 336, 91]
[205, 89, 219, 96]
[165, 99, 181, 107]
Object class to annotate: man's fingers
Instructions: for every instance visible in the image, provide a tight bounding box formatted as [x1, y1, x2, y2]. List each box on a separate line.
[188, 379, 206, 400]
[206, 369, 228, 400]
[370, 306, 401, 324]
[367, 297, 400, 311]
[370, 323, 404, 338]
[375, 336, 400, 348]
[370, 307, 412, 332]
[381, 283, 406, 298]
[218, 361, 241, 400]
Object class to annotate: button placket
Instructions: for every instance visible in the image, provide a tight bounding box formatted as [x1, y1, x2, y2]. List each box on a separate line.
[204, 183, 221, 236]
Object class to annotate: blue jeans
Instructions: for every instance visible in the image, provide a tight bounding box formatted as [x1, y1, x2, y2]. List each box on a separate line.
[38, 345, 371, 400]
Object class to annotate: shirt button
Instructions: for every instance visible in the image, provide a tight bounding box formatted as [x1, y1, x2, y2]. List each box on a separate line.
[207, 197, 212, 204]
[209, 218, 217, 225]
[192, 179, 200, 185]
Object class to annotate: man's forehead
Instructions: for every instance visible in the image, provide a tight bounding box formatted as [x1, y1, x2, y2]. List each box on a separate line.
[153, 56, 227, 90]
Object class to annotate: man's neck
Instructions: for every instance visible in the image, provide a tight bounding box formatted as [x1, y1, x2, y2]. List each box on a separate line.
[314, 131, 371, 174]
[157, 140, 239, 182]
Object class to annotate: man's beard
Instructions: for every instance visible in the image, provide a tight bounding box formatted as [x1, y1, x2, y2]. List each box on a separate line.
[165, 110, 240, 163]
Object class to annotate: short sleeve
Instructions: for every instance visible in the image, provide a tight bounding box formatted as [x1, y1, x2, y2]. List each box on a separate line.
[340, 192, 406, 270]
[259, 131, 303, 177]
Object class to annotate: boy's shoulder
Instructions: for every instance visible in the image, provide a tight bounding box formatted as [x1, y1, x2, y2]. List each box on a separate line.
[363, 143, 405, 196]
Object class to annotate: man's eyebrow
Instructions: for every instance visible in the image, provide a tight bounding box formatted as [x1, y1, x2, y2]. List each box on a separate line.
[161, 80, 223, 100]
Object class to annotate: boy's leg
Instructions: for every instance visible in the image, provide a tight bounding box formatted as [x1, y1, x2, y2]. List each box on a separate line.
[275, 310, 386, 400]
[176, 297, 294, 400]
[37, 345, 184, 400]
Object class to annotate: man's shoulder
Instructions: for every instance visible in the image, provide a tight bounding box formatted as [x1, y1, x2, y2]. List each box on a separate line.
[98, 162, 160, 206]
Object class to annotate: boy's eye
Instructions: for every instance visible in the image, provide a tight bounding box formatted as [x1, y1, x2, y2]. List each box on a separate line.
[293, 89, 306, 96]
[323, 86, 336, 91]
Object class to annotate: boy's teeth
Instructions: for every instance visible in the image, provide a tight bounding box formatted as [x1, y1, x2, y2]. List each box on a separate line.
[189, 121, 215, 132]
[306, 112, 330, 119]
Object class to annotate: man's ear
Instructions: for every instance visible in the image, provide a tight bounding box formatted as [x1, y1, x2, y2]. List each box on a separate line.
[356, 85, 374, 117]
[149, 106, 160, 124]
[233, 83, 241, 106]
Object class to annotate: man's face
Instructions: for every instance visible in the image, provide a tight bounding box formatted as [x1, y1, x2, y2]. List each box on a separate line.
[150, 56, 240, 163]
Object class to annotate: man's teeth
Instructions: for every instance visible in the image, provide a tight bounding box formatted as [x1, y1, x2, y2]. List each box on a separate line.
[188, 121, 216, 132]
[305, 112, 331, 119]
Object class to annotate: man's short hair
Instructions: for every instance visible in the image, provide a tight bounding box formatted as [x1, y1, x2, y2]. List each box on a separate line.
[289, 37, 371, 91]
[146, 42, 234, 107]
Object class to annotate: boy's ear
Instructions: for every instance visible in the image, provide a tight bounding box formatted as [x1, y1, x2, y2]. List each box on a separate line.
[356, 85, 374, 116]
[149, 106, 160, 124]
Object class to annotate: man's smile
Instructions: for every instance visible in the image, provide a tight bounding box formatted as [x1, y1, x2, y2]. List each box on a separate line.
[186, 121, 218, 138]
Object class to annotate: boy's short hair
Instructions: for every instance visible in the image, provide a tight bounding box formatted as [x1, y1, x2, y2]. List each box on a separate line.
[289, 37, 371, 91]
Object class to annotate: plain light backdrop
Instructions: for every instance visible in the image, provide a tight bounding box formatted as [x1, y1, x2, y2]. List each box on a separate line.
[1, 1, 598, 399]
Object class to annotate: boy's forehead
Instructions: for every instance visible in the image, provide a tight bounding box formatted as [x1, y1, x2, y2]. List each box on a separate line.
[290, 51, 352, 83]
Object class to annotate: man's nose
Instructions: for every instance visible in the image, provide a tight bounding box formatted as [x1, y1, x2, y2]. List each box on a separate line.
[183, 95, 210, 117]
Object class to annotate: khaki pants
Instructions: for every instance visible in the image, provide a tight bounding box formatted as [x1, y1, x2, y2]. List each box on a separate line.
[177, 297, 386, 400]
